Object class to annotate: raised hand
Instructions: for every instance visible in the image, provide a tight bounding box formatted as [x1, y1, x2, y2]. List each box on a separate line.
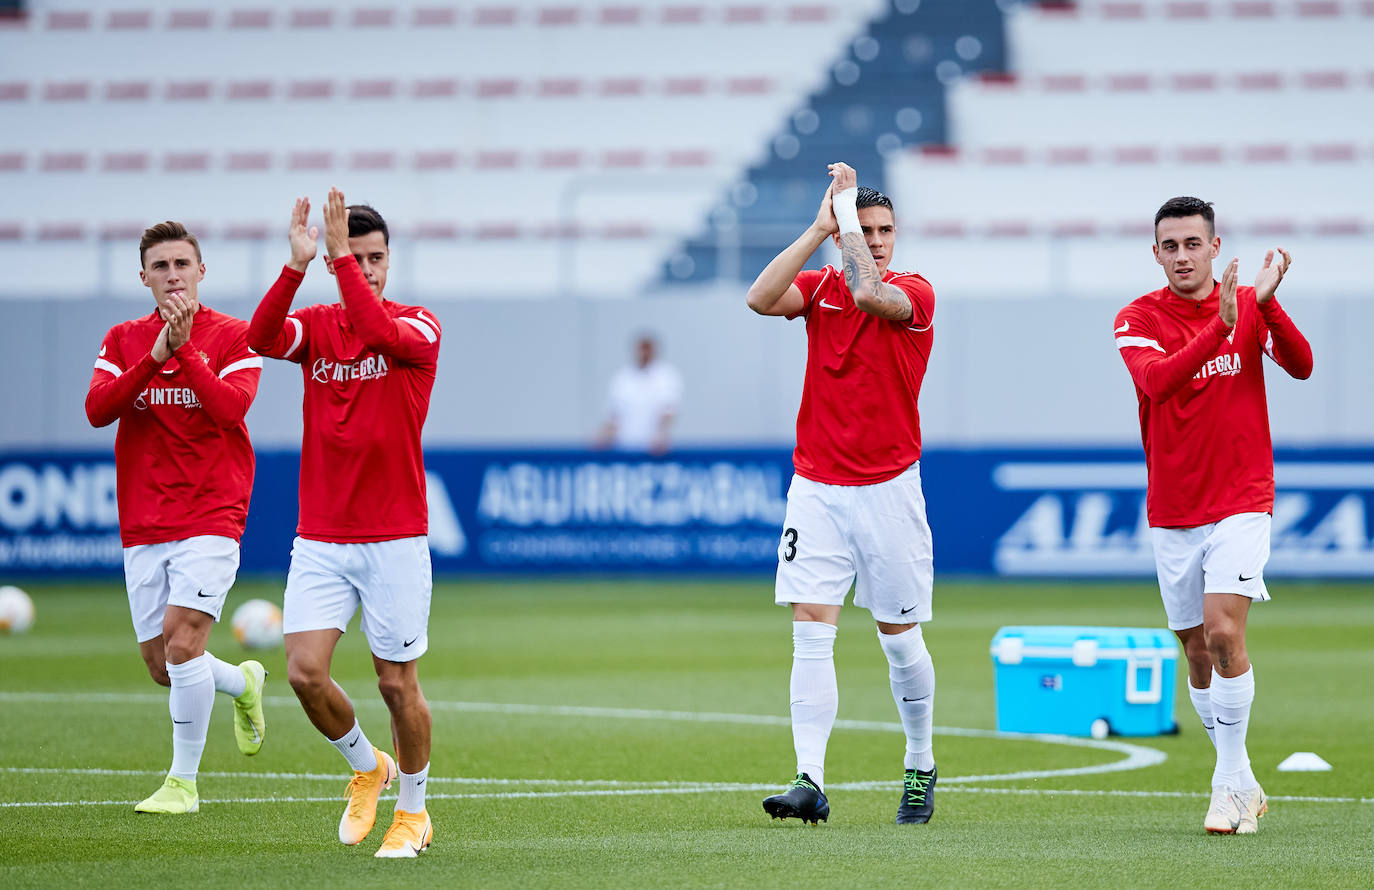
[813, 182, 838, 236]
[828, 162, 857, 192]
[1253, 247, 1292, 305]
[1219, 257, 1238, 328]
[288, 196, 319, 271]
[322, 187, 352, 260]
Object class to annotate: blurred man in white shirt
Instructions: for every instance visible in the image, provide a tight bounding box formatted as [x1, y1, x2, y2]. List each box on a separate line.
[597, 333, 683, 455]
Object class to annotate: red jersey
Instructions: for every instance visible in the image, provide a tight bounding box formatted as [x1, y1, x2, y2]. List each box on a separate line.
[788, 265, 935, 485]
[247, 256, 440, 543]
[85, 306, 261, 546]
[1114, 283, 1313, 528]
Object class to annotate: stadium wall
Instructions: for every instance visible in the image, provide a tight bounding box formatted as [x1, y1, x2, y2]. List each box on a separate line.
[2, 288, 1370, 451]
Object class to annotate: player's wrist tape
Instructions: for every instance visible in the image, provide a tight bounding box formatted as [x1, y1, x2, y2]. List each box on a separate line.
[834, 187, 861, 234]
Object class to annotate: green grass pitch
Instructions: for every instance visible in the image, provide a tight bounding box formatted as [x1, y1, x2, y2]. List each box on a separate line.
[1, 578, 1371, 888]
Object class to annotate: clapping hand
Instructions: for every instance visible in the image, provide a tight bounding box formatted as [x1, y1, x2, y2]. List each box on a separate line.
[1253, 247, 1292, 305]
[322, 187, 352, 260]
[1219, 257, 1238, 328]
[288, 197, 319, 271]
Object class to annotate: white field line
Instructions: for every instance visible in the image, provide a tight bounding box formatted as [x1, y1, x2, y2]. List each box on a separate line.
[3, 785, 1370, 809]
[0, 690, 1165, 783]
[3, 694, 1364, 809]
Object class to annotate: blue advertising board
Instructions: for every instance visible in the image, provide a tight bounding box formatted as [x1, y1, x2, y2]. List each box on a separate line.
[3, 447, 1373, 577]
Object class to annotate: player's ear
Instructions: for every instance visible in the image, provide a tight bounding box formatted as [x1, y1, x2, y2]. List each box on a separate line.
[1152, 242, 1162, 265]
[139, 269, 150, 287]
[1210, 236, 1221, 258]
[323, 255, 336, 277]
[831, 232, 842, 249]
[196, 263, 206, 282]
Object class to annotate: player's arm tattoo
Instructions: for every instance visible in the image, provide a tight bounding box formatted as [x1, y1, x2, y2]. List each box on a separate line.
[839, 233, 911, 321]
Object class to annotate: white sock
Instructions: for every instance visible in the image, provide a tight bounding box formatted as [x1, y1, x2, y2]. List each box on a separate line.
[790, 621, 838, 790]
[205, 651, 246, 698]
[877, 625, 935, 772]
[1210, 666, 1256, 790]
[166, 654, 215, 782]
[330, 719, 380, 773]
[397, 763, 430, 814]
[1188, 681, 1216, 748]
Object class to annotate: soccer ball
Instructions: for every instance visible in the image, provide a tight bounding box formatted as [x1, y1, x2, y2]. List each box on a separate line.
[0, 585, 35, 635]
[231, 598, 283, 650]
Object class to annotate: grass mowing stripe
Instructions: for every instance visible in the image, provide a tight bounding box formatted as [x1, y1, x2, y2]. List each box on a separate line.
[0, 691, 1167, 782]
[6, 786, 1370, 808]
[0, 767, 770, 786]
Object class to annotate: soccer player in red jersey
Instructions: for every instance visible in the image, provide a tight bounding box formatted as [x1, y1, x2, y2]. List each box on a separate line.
[85, 221, 268, 815]
[746, 162, 938, 826]
[247, 191, 439, 858]
[1115, 197, 1313, 835]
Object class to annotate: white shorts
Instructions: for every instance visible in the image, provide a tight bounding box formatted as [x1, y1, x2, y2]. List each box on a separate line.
[774, 462, 935, 624]
[123, 535, 240, 643]
[283, 535, 433, 663]
[1150, 512, 1272, 631]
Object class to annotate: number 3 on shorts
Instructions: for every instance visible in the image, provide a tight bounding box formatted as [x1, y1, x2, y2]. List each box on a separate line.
[782, 527, 798, 562]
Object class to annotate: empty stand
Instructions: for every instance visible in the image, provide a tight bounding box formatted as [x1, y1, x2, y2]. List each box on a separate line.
[0, 0, 884, 297]
[883, 0, 1374, 300]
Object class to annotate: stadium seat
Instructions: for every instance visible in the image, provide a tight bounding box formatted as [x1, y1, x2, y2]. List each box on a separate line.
[0, 0, 886, 297]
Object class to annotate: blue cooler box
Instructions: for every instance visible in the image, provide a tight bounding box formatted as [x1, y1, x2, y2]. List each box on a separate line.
[990, 626, 1179, 737]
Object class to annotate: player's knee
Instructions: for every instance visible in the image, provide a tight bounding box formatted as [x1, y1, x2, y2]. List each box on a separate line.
[876, 622, 929, 668]
[1203, 623, 1244, 662]
[376, 672, 418, 709]
[287, 660, 330, 701]
[163, 636, 201, 665]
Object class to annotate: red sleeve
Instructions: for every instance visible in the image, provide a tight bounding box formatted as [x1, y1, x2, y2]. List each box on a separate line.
[172, 334, 261, 429]
[786, 268, 828, 320]
[1115, 308, 1232, 402]
[890, 274, 935, 331]
[333, 254, 441, 364]
[248, 265, 309, 362]
[85, 328, 162, 428]
[1257, 298, 1313, 380]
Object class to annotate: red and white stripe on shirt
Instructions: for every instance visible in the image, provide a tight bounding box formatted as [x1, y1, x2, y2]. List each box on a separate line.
[1114, 283, 1312, 528]
[247, 255, 440, 543]
[85, 306, 261, 546]
[788, 265, 935, 486]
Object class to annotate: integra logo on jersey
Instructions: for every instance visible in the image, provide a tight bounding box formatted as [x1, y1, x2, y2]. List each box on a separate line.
[1193, 352, 1242, 380]
[311, 355, 389, 385]
[134, 387, 202, 410]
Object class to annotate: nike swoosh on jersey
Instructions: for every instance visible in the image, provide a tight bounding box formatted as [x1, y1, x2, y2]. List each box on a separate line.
[1114, 320, 1129, 334]
[820, 299, 843, 311]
